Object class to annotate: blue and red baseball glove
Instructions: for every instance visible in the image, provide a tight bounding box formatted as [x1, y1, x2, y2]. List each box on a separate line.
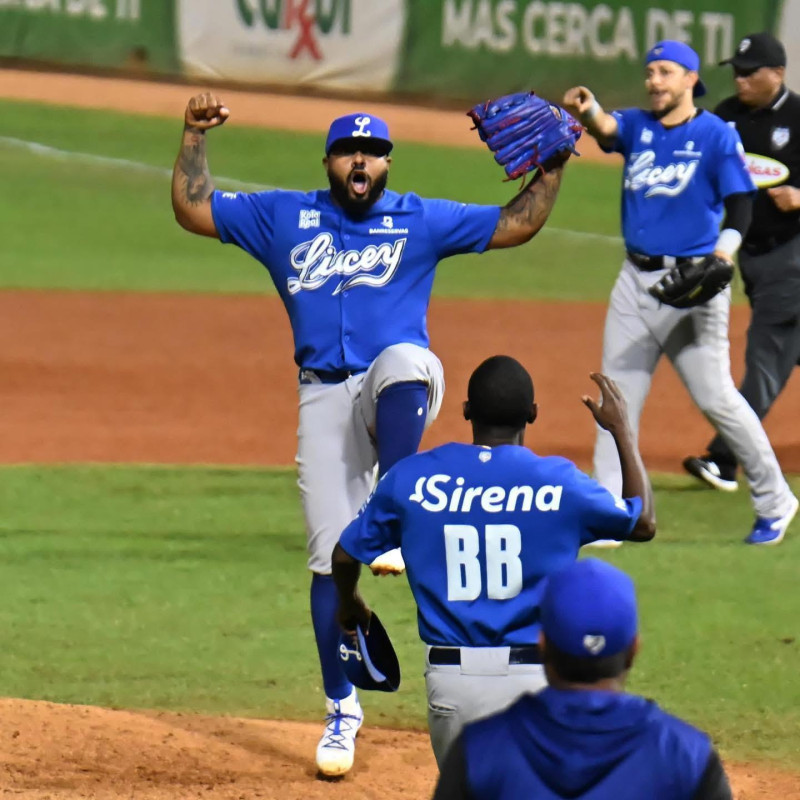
[468, 91, 583, 180]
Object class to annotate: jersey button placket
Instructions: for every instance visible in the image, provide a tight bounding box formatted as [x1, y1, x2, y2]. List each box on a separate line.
[340, 222, 351, 360]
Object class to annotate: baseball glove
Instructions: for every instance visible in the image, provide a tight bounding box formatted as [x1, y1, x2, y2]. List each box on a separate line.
[648, 255, 735, 309]
[467, 91, 582, 180]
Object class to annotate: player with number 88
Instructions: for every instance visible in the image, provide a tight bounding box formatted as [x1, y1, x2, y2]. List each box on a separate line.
[331, 356, 656, 766]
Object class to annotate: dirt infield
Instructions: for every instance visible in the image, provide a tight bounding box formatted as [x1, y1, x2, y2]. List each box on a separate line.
[1, 290, 798, 471]
[1, 70, 799, 798]
[3, 697, 798, 800]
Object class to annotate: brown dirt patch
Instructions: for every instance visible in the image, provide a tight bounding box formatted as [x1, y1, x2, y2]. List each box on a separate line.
[0, 68, 614, 161]
[1, 290, 797, 471]
[0, 70, 798, 798]
[2, 698, 799, 800]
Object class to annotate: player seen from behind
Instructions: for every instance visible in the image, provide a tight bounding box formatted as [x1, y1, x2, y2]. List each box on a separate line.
[332, 356, 655, 766]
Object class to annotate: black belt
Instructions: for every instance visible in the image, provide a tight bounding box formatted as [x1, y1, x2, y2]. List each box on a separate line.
[299, 368, 366, 385]
[626, 252, 705, 272]
[429, 645, 543, 666]
[742, 229, 800, 256]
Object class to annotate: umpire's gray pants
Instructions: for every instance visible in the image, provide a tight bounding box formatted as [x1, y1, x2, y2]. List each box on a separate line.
[707, 235, 800, 468]
[425, 646, 547, 768]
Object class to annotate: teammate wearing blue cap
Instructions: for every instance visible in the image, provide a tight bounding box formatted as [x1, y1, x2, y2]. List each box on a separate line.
[171, 94, 571, 776]
[433, 558, 733, 799]
[563, 41, 798, 547]
[332, 356, 655, 766]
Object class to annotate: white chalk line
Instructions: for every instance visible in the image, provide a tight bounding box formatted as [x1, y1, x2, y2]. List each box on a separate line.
[0, 135, 623, 245]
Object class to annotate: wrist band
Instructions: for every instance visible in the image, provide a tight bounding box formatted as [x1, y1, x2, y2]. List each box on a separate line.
[715, 228, 742, 257]
[582, 99, 601, 123]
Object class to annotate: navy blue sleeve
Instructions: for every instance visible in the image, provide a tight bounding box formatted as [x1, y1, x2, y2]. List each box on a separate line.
[210, 190, 277, 262]
[338, 471, 403, 563]
[692, 749, 733, 800]
[421, 198, 501, 258]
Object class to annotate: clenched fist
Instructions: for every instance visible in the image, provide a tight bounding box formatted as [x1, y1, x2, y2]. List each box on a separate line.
[184, 93, 230, 131]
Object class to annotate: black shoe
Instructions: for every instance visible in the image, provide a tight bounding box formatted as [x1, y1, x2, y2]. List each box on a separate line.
[682, 456, 738, 492]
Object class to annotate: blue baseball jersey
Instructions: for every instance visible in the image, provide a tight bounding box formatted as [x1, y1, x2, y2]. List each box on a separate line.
[338, 443, 642, 647]
[604, 108, 755, 256]
[459, 689, 714, 799]
[211, 189, 500, 371]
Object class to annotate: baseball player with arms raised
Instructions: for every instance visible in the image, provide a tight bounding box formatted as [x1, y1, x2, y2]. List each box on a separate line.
[563, 40, 799, 546]
[171, 94, 576, 777]
[331, 355, 655, 766]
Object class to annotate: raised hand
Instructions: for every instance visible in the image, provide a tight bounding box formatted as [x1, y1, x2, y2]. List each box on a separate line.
[581, 372, 631, 437]
[562, 86, 596, 117]
[184, 92, 230, 131]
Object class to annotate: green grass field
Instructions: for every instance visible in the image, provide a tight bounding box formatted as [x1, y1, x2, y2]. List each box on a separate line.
[0, 99, 795, 769]
[0, 466, 798, 765]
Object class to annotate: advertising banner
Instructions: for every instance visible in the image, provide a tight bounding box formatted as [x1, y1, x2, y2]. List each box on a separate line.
[396, 1, 774, 107]
[178, 0, 406, 92]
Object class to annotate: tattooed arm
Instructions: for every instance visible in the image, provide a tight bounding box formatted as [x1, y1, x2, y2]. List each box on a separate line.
[486, 165, 565, 250]
[171, 93, 229, 238]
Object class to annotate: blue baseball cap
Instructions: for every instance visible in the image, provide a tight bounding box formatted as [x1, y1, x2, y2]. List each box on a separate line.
[337, 612, 400, 692]
[645, 40, 707, 97]
[541, 559, 638, 658]
[325, 113, 393, 155]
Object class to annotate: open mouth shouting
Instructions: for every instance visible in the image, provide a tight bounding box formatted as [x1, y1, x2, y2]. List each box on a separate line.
[349, 169, 371, 198]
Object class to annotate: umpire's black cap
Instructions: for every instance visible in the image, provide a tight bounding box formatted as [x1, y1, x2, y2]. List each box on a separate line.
[338, 612, 401, 692]
[719, 32, 786, 69]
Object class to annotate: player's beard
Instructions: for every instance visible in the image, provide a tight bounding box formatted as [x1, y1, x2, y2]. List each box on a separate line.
[328, 169, 388, 217]
[650, 89, 683, 119]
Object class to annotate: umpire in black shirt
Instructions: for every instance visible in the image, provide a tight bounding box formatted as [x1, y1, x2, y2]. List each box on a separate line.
[684, 32, 800, 495]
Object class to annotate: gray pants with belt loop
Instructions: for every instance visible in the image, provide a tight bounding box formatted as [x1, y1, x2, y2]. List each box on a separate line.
[424, 646, 547, 768]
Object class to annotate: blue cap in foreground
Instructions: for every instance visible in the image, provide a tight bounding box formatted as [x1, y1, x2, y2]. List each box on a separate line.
[645, 40, 707, 97]
[541, 558, 638, 658]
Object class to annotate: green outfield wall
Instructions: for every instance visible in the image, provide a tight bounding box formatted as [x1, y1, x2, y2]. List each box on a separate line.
[0, 0, 795, 107]
[394, 0, 776, 107]
[0, 0, 178, 73]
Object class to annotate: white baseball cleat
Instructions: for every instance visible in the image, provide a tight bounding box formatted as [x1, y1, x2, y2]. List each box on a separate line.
[315, 689, 364, 777]
[583, 539, 623, 549]
[369, 547, 406, 576]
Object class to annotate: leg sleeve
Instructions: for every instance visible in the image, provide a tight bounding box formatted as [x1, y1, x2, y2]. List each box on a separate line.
[358, 343, 445, 435]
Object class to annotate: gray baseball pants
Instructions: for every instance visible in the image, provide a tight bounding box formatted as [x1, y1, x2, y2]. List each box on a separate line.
[425, 646, 547, 768]
[594, 259, 796, 519]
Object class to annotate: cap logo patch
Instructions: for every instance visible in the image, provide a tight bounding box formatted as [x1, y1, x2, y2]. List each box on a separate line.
[479, 451, 492, 462]
[739, 38, 751, 53]
[583, 634, 607, 655]
[653, 46, 663, 56]
[352, 116, 372, 137]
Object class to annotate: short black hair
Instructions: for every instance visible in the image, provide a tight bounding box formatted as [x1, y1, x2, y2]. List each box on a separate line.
[546, 640, 633, 683]
[467, 355, 534, 428]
